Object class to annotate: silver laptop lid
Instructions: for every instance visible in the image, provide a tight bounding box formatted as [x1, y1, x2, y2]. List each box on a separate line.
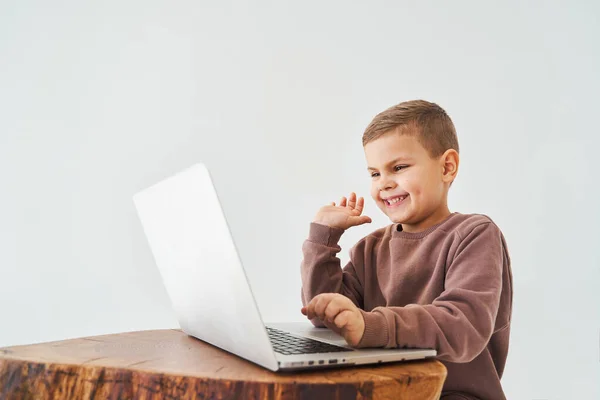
[133, 163, 278, 371]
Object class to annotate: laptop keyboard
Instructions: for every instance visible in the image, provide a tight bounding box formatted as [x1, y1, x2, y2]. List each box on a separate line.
[266, 327, 351, 355]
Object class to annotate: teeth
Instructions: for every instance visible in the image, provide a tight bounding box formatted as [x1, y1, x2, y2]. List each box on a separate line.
[387, 196, 407, 204]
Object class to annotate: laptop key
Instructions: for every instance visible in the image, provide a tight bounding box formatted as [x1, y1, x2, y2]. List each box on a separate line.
[267, 327, 353, 355]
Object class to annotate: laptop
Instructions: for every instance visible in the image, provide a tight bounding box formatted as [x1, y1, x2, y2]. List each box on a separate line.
[132, 162, 437, 371]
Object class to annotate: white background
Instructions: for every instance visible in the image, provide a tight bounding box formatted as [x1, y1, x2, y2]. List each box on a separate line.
[1, 1, 598, 398]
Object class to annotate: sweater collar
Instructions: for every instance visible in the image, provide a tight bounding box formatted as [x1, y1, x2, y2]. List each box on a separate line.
[392, 212, 459, 239]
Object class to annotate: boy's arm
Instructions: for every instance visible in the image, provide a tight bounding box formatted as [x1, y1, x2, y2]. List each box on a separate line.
[300, 222, 364, 327]
[357, 222, 506, 363]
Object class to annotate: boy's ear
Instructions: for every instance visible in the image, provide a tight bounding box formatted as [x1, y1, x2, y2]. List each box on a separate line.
[440, 149, 459, 184]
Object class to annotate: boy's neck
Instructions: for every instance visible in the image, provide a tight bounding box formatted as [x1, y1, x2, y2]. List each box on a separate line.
[399, 205, 452, 233]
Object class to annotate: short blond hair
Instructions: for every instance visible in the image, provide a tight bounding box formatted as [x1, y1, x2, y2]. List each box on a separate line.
[362, 100, 459, 158]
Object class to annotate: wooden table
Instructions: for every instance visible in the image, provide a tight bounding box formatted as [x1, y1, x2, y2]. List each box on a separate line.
[0, 329, 447, 399]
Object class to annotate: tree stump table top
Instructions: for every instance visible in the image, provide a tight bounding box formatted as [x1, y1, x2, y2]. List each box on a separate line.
[0, 329, 447, 399]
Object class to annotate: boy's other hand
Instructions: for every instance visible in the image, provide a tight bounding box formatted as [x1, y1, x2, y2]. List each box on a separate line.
[313, 192, 372, 230]
[301, 293, 365, 347]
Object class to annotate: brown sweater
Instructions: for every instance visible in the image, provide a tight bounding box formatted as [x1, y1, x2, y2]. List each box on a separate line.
[300, 212, 513, 400]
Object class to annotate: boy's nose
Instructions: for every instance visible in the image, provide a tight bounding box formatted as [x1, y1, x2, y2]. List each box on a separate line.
[378, 178, 396, 191]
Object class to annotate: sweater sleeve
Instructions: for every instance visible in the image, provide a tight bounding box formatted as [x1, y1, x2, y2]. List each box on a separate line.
[357, 222, 504, 363]
[300, 222, 365, 327]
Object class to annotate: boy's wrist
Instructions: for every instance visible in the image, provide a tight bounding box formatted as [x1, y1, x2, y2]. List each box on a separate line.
[311, 219, 342, 229]
[312, 218, 345, 230]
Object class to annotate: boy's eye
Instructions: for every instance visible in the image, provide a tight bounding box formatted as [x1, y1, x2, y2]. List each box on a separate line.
[370, 166, 407, 178]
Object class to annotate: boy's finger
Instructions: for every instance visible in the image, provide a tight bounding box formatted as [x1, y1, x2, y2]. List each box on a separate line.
[324, 299, 345, 322]
[356, 197, 365, 213]
[347, 192, 357, 209]
[313, 295, 331, 319]
[322, 319, 341, 334]
[304, 297, 319, 319]
[349, 215, 372, 226]
[305, 297, 318, 320]
[339, 197, 347, 207]
[333, 309, 353, 329]
[306, 297, 322, 320]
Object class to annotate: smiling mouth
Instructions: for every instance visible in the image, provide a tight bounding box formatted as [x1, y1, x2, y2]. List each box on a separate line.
[383, 195, 409, 207]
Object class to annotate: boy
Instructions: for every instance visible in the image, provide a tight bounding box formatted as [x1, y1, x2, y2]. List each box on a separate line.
[300, 100, 513, 400]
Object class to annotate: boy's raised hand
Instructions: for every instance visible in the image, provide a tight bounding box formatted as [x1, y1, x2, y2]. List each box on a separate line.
[313, 192, 372, 230]
[301, 293, 365, 347]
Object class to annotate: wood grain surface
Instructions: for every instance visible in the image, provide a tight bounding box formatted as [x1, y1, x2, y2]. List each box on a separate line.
[0, 329, 446, 399]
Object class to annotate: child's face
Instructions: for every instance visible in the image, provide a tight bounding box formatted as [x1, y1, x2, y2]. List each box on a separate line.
[364, 130, 452, 232]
